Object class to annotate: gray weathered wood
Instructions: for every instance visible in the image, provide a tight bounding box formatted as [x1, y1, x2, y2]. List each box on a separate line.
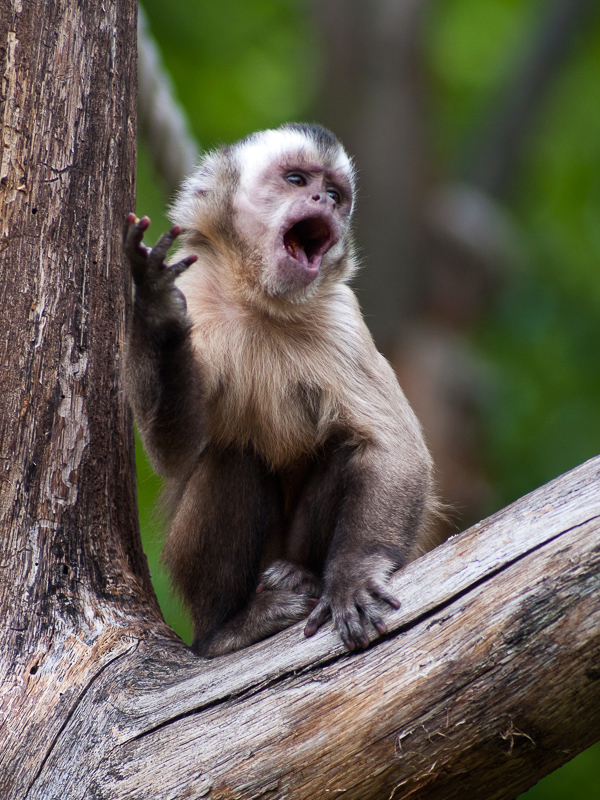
[22, 457, 600, 800]
[0, 1, 166, 795]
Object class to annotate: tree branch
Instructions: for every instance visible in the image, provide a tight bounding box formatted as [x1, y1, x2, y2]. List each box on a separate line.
[137, 5, 200, 195]
[22, 456, 600, 800]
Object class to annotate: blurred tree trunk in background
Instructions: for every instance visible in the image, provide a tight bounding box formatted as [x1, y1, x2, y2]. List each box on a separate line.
[465, 0, 599, 194]
[314, 0, 492, 532]
[314, 0, 432, 343]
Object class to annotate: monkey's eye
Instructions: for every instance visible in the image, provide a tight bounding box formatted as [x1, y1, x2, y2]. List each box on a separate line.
[285, 172, 307, 187]
[327, 187, 342, 205]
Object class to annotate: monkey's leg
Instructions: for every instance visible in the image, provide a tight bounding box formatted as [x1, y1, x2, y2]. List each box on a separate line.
[162, 449, 317, 658]
[123, 215, 201, 476]
[300, 443, 430, 651]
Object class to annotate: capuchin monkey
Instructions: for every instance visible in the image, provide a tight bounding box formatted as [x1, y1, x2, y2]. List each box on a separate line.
[123, 123, 436, 657]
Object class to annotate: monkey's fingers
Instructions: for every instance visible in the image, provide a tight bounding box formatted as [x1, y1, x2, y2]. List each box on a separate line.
[305, 595, 371, 647]
[122, 212, 137, 246]
[369, 582, 401, 610]
[147, 225, 183, 267]
[306, 588, 394, 649]
[123, 216, 152, 283]
[123, 213, 150, 250]
[168, 253, 198, 280]
[332, 605, 370, 651]
[304, 600, 331, 638]
[354, 591, 389, 637]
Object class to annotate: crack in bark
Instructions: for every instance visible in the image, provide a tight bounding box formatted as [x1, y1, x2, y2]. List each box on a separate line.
[119, 516, 600, 749]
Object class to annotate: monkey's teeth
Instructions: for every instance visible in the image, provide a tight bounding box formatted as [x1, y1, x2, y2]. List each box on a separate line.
[284, 232, 307, 265]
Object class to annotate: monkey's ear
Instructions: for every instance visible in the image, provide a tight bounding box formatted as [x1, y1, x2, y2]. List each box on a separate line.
[169, 151, 223, 228]
[186, 153, 220, 195]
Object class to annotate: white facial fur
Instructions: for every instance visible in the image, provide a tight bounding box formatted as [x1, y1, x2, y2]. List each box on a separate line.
[230, 129, 354, 298]
[234, 128, 355, 205]
[170, 125, 357, 305]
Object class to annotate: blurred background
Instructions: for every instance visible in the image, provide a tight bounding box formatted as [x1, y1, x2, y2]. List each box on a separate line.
[133, 1, 600, 796]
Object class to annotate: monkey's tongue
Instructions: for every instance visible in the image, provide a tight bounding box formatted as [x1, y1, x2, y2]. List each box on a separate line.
[284, 231, 310, 268]
[283, 217, 332, 271]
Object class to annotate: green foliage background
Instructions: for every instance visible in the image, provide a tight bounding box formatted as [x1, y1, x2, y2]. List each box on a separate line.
[135, 1, 600, 796]
[428, 0, 600, 513]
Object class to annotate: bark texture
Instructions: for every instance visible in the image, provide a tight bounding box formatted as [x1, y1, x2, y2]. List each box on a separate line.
[0, 2, 166, 795]
[8, 457, 600, 800]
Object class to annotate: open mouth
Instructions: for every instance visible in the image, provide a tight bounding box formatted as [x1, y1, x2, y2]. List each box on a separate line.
[283, 216, 333, 270]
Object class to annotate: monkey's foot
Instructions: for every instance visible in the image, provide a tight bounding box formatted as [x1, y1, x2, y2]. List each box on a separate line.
[193, 588, 318, 658]
[256, 559, 321, 597]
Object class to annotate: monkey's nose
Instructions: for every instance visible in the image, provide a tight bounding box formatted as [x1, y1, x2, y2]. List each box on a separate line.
[311, 193, 333, 206]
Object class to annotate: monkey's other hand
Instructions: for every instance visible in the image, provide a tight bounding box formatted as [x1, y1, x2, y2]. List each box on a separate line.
[256, 559, 321, 597]
[122, 213, 197, 303]
[304, 556, 400, 651]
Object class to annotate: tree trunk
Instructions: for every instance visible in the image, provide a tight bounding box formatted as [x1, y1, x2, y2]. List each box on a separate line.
[0, 0, 168, 793]
[1, 3, 599, 799]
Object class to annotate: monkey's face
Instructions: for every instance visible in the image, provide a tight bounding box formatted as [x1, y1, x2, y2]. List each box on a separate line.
[233, 137, 354, 299]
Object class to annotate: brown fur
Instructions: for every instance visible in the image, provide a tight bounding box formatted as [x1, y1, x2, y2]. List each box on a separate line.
[124, 123, 435, 656]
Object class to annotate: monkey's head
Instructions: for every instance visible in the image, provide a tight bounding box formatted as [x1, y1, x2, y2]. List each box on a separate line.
[171, 124, 357, 312]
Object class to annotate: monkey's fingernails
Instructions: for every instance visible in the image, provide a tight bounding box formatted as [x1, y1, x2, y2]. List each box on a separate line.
[304, 609, 325, 636]
[169, 254, 197, 278]
[373, 586, 400, 609]
[304, 604, 330, 637]
[123, 214, 150, 249]
[256, 583, 265, 594]
[170, 225, 182, 237]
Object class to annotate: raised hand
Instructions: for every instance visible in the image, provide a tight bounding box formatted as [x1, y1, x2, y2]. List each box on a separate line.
[122, 214, 197, 315]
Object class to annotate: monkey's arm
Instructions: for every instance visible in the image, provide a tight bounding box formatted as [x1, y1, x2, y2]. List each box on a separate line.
[123, 215, 200, 476]
[305, 430, 433, 651]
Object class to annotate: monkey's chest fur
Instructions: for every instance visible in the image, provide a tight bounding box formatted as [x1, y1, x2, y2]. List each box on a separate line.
[188, 295, 373, 470]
